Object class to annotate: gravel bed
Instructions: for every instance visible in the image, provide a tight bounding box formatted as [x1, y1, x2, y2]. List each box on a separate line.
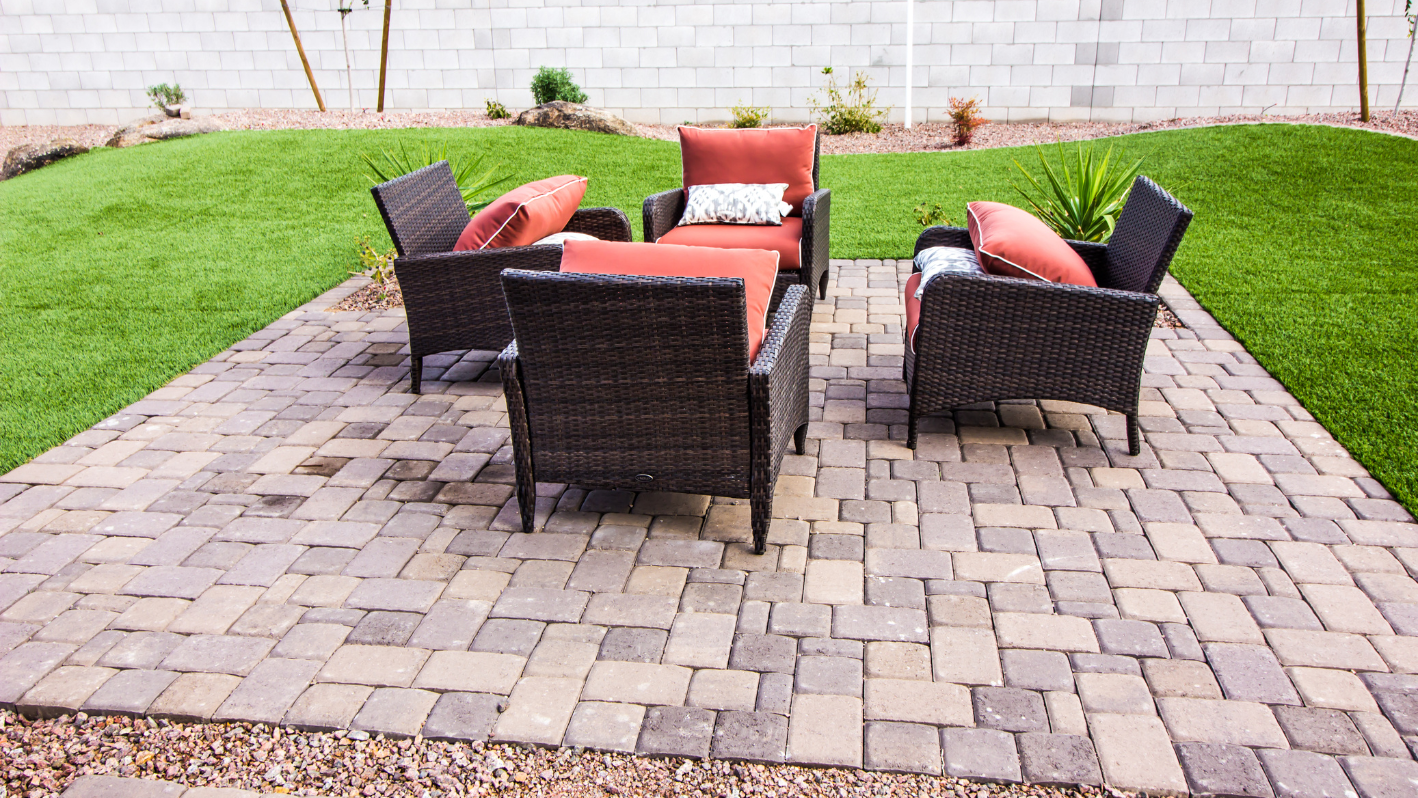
[328, 276, 403, 313]
[2, 710, 1115, 798]
[4, 108, 1417, 158]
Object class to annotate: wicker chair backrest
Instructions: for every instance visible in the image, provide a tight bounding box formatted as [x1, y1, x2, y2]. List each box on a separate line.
[369, 161, 471, 258]
[501, 269, 754, 496]
[1103, 175, 1193, 294]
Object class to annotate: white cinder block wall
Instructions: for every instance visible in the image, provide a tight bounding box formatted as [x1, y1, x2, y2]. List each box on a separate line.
[1, 0, 1413, 126]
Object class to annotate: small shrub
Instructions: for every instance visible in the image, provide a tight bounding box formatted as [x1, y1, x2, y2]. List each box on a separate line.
[530, 67, 588, 105]
[361, 141, 512, 214]
[809, 68, 889, 135]
[353, 235, 397, 285]
[730, 102, 770, 129]
[948, 96, 989, 147]
[913, 203, 952, 228]
[1012, 141, 1146, 242]
[146, 83, 186, 109]
[484, 99, 510, 119]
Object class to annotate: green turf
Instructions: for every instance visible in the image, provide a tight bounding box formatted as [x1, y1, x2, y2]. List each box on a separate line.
[2, 123, 1416, 516]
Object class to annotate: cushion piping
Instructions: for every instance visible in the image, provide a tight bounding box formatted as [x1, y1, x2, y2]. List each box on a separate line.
[480, 176, 589, 250]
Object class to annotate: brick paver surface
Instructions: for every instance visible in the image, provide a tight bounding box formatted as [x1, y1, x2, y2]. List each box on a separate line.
[5, 261, 1418, 796]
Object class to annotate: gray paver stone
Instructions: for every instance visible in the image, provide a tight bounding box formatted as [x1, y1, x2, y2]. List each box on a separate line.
[1204, 643, 1302, 705]
[769, 603, 832, 638]
[863, 721, 943, 775]
[832, 605, 928, 643]
[1338, 756, 1418, 798]
[730, 634, 797, 673]
[1256, 748, 1359, 798]
[422, 692, 503, 741]
[1094, 618, 1170, 658]
[1001, 649, 1074, 692]
[941, 727, 1022, 783]
[351, 687, 440, 738]
[973, 687, 1049, 733]
[82, 669, 179, 715]
[598, 627, 667, 663]
[489, 587, 589, 622]
[213, 657, 320, 723]
[563, 701, 646, 751]
[1175, 742, 1276, 798]
[158, 634, 274, 676]
[1273, 705, 1371, 756]
[1016, 733, 1103, 786]
[711, 710, 788, 763]
[757, 672, 793, 715]
[284, 683, 375, 731]
[794, 656, 863, 696]
[61, 775, 185, 797]
[637, 706, 715, 758]
[0, 642, 77, 703]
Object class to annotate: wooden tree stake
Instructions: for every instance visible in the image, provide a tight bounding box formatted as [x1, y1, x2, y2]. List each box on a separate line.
[1358, 0, 1370, 122]
[280, 0, 325, 112]
[377, 0, 392, 112]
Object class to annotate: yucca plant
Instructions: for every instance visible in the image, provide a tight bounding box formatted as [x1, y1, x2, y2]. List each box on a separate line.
[1011, 141, 1145, 242]
[361, 141, 512, 214]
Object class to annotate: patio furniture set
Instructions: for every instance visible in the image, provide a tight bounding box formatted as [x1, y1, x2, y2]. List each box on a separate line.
[369, 127, 1192, 556]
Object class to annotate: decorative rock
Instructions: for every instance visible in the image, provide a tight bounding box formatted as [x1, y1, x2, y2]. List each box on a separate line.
[106, 115, 225, 149]
[1, 138, 88, 180]
[514, 101, 637, 136]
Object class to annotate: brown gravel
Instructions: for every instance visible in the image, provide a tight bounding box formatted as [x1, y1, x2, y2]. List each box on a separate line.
[328, 276, 403, 313]
[1, 710, 1119, 798]
[5, 107, 1418, 158]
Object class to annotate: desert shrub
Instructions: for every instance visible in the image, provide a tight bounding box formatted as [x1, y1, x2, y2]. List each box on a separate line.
[484, 99, 510, 119]
[730, 102, 770, 129]
[809, 68, 889, 135]
[360, 141, 512, 213]
[948, 96, 989, 146]
[913, 203, 952, 227]
[530, 67, 588, 105]
[353, 235, 397, 284]
[147, 83, 186, 109]
[1012, 141, 1145, 242]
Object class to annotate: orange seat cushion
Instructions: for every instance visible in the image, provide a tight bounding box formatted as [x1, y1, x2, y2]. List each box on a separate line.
[560, 239, 779, 360]
[657, 217, 802, 270]
[679, 126, 816, 215]
[904, 272, 922, 354]
[967, 201, 1097, 287]
[454, 175, 587, 251]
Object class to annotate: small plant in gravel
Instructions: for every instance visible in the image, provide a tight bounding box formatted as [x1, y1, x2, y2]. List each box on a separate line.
[948, 96, 989, 146]
[1012, 140, 1145, 242]
[484, 98, 511, 119]
[730, 102, 770, 128]
[146, 83, 186, 110]
[530, 66, 588, 105]
[361, 140, 511, 213]
[353, 235, 395, 283]
[913, 202, 953, 227]
[810, 67, 889, 135]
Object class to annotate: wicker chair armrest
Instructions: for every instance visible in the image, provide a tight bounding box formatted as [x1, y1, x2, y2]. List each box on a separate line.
[801, 188, 830, 278]
[564, 207, 633, 242]
[918, 273, 1160, 343]
[750, 284, 811, 477]
[914, 226, 973, 259]
[396, 244, 562, 284]
[643, 188, 686, 242]
[1063, 239, 1112, 286]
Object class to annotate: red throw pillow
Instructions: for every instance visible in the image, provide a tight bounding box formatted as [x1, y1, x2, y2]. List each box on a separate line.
[454, 175, 588, 251]
[679, 126, 816, 215]
[966, 201, 1097, 286]
[560, 239, 779, 360]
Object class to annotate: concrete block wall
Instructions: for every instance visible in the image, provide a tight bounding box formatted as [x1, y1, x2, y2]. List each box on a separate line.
[1, 0, 1414, 126]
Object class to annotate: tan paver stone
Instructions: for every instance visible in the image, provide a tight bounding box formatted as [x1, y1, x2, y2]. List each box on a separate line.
[66, 564, 143, 594]
[110, 597, 190, 631]
[3, 591, 80, 623]
[287, 575, 360, 608]
[930, 626, 1003, 685]
[1075, 673, 1155, 714]
[1087, 713, 1188, 796]
[1264, 629, 1389, 671]
[246, 446, 317, 475]
[686, 668, 760, 711]
[491, 677, 583, 745]
[1144, 523, 1217, 563]
[864, 642, 931, 680]
[863, 678, 972, 726]
[80, 537, 151, 564]
[1044, 691, 1087, 736]
[973, 504, 1057, 529]
[1101, 558, 1202, 591]
[952, 553, 1044, 584]
[788, 694, 863, 767]
[66, 467, 147, 489]
[1155, 697, 1289, 748]
[284, 683, 374, 730]
[18, 666, 117, 717]
[1369, 635, 1418, 674]
[1331, 546, 1405, 574]
[445, 570, 511, 602]
[663, 612, 736, 669]
[523, 640, 599, 679]
[563, 701, 645, 751]
[1178, 591, 1265, 644]
[994, 613, 1098, 653]
[317, 645, 431, 687]
[31, 610, 116, 644]
[147, 673, 242, 721]
[1113, 588, 1188, 623]
[803, 559, 864, 605]
[1284, 667, 1379, 712]
[1297, 583, 1392, 635]
[1205, 453, 1272, 484]
[926, 594, 992, 628]
[1269, 542, 1354, 586]
[625, 565, 688, 597]
[413, 651, 525, 694]
[167, 586, 263, 636]
[1141, 659, 1222, 699]
[582, 661, 692, 706]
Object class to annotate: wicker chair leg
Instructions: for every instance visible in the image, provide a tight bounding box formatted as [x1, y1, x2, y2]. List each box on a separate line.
[794, 423, 808, 456]
[818, 269, 829, 300]
[750, 495, 770, 555]
[907, 413, 919, 450]
[515, 469, 536, 536]
[1127, 414, 1141, 457]
[409, 355, 423, 395]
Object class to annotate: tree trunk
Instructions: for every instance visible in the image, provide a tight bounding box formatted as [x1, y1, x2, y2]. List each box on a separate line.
[1398, 15, 1417, 115]
[339, 8, 355, 110]
[377, 0, 392, 113]
[1357, 0, 1370, 122]
[280, 0, 325, 112]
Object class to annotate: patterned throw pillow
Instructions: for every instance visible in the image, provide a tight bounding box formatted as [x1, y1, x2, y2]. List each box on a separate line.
[913, 246, 985, 298]
[678, 183, 793, 226]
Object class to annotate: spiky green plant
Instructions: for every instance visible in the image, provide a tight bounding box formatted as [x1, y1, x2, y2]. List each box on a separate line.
[1011, 141, 1145, 242]
[360, 141, 512, 213]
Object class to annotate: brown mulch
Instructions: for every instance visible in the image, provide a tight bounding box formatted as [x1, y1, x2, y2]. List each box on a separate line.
[2, 710, 1118, 798]
[328, 277, 404, 313]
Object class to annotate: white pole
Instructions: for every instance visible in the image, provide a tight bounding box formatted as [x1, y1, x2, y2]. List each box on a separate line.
[905, 0, 913, 129]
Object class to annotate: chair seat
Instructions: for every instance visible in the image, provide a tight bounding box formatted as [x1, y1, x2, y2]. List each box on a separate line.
[657, 217, 802, 270]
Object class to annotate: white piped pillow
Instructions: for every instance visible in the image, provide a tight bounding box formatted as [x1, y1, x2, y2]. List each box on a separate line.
[679, 183, 793, 226]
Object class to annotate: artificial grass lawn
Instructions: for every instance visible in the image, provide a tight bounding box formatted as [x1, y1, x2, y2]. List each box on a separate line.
[2, 124, 1415, 515]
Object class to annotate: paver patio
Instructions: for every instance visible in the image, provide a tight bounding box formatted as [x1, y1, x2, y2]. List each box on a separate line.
[4, 260, 1418, 797]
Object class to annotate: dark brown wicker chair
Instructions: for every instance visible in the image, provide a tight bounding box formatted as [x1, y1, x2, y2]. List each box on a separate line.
[905, 176, 1193, 456]
[641, 133, 831, 305]
[369, 161, 632, 393]
[498, 271, 812, 553]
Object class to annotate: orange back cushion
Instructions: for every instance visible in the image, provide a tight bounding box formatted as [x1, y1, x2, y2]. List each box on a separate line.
[967, 201, 1097, 287]
[454, 175, 588, 251]
[678, 126, 816, 215]
[560, 239, 779, 360]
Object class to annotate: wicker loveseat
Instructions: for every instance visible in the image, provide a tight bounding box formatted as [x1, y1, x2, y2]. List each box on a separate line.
[904, 176, 1193, 456]
[369, 161, 632, 393]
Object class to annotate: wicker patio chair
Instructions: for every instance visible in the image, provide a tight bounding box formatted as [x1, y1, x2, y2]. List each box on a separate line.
[642, 131, 831, 305]
[905, 176, 1193, 456]
[369, 161, 632, 393]
[498, 271, 812, 554]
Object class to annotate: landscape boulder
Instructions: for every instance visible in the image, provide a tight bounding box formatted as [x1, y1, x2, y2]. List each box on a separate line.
[1, 138, 89, 181]
[106, 115, 225, 149]
[515, 101, 636, 136]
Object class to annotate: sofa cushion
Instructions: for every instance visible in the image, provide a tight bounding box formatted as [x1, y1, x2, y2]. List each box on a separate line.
[904, 272, 922, 355]
[679, 125, 816, 215]
[966, 201, 1097, 286]
[454, 175, 587, 251]
[560, 239, 779, 361]
[657, 217, 802, 270]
